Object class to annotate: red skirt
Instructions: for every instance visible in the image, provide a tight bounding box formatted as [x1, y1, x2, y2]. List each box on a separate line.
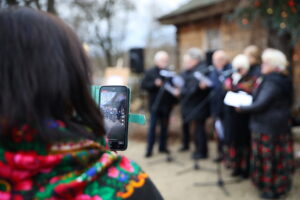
[251, 132, 295, 197]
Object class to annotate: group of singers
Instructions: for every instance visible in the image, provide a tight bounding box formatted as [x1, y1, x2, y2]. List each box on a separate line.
[141, 46, 294, 199]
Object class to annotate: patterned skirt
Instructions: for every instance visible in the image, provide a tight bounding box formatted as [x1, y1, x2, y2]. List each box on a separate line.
[224, 144, 250, 173]
[251, 132, 295, 197]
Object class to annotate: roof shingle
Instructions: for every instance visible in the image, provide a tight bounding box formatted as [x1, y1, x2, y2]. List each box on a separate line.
[160, 0, 224, 19]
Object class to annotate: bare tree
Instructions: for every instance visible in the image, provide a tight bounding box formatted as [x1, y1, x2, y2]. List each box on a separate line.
[1, 0, 56, 14]
[1, 0, 133, 67]
[7, 0, 18, 5]
[46, 0, 55, 14]
[72, 0, 134, 67]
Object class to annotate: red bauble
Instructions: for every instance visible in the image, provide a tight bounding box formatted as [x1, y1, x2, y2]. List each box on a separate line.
[288, 0, 295, 7]
[254, 0, 261, 7]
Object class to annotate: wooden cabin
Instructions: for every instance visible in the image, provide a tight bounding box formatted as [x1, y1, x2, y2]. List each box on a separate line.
[159, 0, 300, 108]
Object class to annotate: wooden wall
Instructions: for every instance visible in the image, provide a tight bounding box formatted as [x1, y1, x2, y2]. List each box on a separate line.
[177, 17, 268, 66]
[292, 43, 300, 108]
[176, 17, 300, 108]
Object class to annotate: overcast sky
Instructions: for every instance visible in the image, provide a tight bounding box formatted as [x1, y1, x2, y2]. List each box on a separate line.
[57, 0, 189, 53]
[124, 0, 188, 48]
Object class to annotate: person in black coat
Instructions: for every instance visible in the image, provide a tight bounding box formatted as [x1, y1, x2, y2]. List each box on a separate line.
[208, 50, 232, 162]
[239, 49, 294, 199]
[179, 48, 211, 159]
[141, 51, 177, 158]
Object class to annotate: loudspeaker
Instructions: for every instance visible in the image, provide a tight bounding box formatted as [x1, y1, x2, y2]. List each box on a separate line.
[129, 48, 144, 73]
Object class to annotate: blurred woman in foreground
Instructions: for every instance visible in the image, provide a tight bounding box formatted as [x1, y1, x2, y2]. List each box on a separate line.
[240, 49, 294, 199]
[0, 7, 162, 200]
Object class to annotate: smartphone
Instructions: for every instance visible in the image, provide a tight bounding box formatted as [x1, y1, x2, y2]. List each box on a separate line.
[99, 86, 129, 151]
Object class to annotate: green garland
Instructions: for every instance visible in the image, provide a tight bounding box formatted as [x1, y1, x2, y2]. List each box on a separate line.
[231, 0, 300, 43]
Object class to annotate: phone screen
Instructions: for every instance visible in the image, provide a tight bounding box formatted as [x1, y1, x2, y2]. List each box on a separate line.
[99, 86, 129, 150]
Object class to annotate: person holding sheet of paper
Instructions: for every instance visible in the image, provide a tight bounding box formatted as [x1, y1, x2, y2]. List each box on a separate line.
[239, 49, 294, 199]
[209, 50, 232, 162]
[179, 48, 211, 160]
[223, 54, 258, 178]
[141, 51, 178, 157]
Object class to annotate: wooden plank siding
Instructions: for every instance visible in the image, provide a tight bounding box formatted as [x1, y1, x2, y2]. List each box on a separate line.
[159, 0, 300, 107]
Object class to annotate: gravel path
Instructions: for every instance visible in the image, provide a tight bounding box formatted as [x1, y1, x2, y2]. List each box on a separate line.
[121, 140, 300, 200]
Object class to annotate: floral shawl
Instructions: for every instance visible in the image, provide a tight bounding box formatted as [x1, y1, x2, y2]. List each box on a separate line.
[0, 120, 162, 200]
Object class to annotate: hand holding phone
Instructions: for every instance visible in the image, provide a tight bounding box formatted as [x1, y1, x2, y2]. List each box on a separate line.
[99, 86, 130, 151]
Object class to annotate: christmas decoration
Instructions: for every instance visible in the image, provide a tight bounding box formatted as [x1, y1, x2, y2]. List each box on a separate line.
[232, 0, 300, 43]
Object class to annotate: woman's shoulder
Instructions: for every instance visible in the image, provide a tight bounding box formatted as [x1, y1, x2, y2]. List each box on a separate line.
[262, 73, 292, 92]
[92, 154, 163, 200]
[0, 134, 163, 199]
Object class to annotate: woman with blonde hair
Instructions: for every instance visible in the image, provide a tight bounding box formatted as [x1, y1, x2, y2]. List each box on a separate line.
[240, 48, 294, 199]
[223, 54, 257, 178]
[244, 45, 261, 77]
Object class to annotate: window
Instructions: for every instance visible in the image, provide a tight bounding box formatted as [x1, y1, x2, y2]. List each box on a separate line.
[205, 29, 220, 50]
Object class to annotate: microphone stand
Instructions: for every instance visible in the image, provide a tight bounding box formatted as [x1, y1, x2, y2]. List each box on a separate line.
[177, 89, 243, 196]
[177, 69, 245, 196]
[193, 158, 243, 196]
[176, 91, 217, 175]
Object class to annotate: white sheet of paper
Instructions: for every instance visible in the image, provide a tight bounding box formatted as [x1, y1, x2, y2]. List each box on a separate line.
[224, 91, 253, 107]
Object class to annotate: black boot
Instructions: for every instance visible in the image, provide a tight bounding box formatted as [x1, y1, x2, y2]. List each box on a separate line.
[178, 146, 189, 152]
[192, 152, 207, 160]
[231, 169, 242, 177]
[159, 148, 170, 154]
[145, 151, 152, 158]
[213, 155, 223, 163]
[241, 170, 249, 179]
[260, 193, 279, 199]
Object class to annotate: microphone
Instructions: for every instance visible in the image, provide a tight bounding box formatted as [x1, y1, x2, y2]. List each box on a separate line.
[221, 68, 236, 77]
[172, 75, 184, 88]
[206, 65, 215, 72]
[194, 71, 213, 87]
[218, 68, 236, 82]
[196, 65, 214, 74]
[159, 69, 177, 78]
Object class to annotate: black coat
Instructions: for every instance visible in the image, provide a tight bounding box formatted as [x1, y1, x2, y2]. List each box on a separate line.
[241, 72, 292, 135]
[248, 64, 261, 78]
[209, 64, 232, 119]
[180, 63, 211, 122]
[223, 75, 256, 145]
[141, 66, 176, 115]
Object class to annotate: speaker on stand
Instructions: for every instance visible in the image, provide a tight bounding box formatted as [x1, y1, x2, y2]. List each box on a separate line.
[129, 48, 144, 74]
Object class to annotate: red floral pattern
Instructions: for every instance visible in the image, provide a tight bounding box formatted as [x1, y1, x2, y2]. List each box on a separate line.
[251, 132, 295, 197]
[0, 121, 149, 200]
[119, 157, 134, 173]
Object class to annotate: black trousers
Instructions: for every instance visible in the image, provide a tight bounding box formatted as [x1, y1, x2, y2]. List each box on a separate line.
[146, 111, 170, 153]
[182, 119, 208, 156]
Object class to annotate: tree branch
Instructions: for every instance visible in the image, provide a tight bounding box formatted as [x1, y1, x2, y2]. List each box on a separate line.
[47, 0, 56, 15]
